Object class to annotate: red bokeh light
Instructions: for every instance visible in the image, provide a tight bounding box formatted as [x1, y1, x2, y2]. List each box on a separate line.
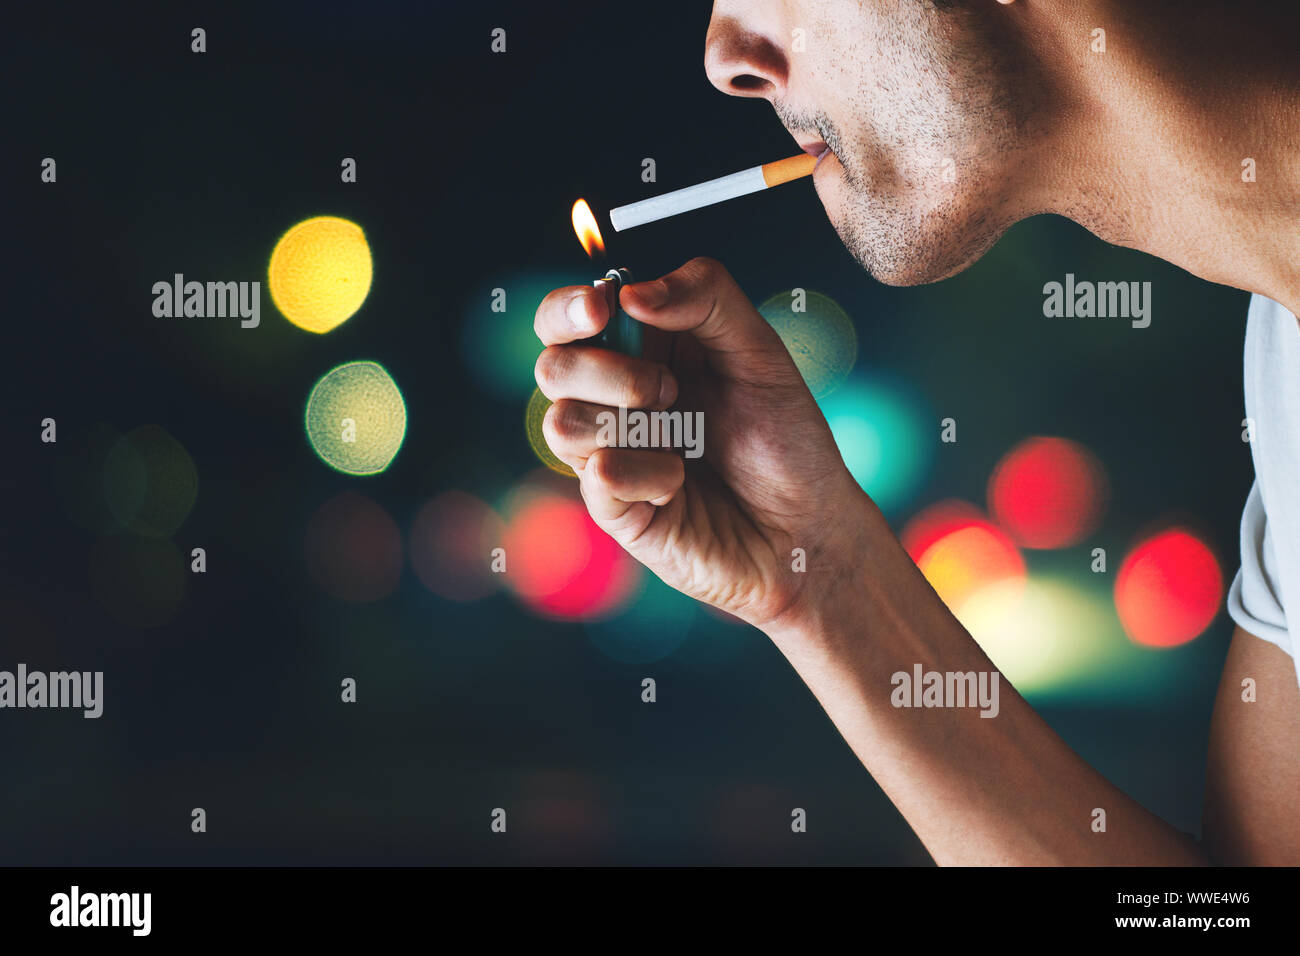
[409, 491, 504, 602]
[502, 494, 640, 620]
[1115, 528, 1222, 647]
[988, 437, 1107, 549]
[304, 491, 403, 602]
[901, 499, 988, 561]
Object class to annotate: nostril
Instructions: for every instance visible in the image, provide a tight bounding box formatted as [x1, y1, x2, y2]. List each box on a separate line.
[730, 73, 770, 93]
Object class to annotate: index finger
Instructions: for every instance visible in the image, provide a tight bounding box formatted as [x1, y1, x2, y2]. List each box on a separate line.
[533, 285, 611, 346]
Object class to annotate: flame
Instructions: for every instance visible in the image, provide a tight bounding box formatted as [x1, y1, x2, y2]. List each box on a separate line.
[571, 199, 605, 259]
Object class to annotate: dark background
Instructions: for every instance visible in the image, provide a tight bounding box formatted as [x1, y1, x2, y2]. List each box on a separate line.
[3, 0, 1251, 864]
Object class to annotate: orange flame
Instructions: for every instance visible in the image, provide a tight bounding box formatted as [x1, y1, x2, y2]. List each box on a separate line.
[571, 199, 605, 259]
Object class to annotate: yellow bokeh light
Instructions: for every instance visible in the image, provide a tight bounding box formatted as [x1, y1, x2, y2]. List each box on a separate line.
[957, 578, 1117, 696]
[304, 361, 406, 475]
[525, 387, 575, 477]
[268, 216, 373, 333]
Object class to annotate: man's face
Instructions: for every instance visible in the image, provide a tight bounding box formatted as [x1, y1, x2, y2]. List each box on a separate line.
[706, 0, 1046, 285]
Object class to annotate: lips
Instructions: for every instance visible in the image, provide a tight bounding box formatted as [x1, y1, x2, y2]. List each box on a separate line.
[793, 137, 832, 173]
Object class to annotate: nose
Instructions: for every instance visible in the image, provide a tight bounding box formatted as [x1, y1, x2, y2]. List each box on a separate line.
[704, 14, 788, 100]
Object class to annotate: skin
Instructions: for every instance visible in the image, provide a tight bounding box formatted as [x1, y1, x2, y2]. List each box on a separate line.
[534, 0, 1300, 864]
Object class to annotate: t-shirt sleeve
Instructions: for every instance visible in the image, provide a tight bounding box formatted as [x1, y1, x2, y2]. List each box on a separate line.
[1228, 478, 1293, 655]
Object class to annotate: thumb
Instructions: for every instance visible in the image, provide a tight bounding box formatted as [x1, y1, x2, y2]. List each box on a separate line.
[620, 257, 802, 384]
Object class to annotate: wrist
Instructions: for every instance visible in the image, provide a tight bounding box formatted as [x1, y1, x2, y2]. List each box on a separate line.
[761, 485, 893, 650]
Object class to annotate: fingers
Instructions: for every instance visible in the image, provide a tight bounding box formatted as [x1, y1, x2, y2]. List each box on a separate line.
[579, 448, 686, 537]
[544, 398, 696, 473]
[541, 399, 605, 468]
[619, 256, 786, 358]
[534, 285, 609, 346]
[535, 345, 678, 410]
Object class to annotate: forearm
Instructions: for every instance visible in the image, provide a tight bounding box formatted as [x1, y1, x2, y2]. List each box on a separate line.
[766, 493, 1206, 866]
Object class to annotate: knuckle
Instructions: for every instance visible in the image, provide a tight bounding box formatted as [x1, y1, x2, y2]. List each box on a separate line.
[541, 402, 565, 448]
[684, 256, 724, 283]
[626, 365, 664, 407]
[533, 346, 569, 394]
[589, 448, 622, 487]
[543, 400, 583, 446]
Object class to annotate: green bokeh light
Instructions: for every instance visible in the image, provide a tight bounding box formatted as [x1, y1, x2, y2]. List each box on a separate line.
[56, 422, 126, 534]
[758, 289, 858, 399]
[103, 425, 199, 538]
[304, 361, 407, 476]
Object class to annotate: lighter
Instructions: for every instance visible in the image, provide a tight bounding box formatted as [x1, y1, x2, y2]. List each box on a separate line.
[572, 199, 642, 358]
[591, 267, 643, 358]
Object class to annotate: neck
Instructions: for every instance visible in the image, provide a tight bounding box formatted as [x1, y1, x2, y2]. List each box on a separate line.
[1022, 0, 1300, 315]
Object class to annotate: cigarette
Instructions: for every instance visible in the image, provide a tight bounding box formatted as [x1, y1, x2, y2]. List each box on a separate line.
[609, 154, 817, 232]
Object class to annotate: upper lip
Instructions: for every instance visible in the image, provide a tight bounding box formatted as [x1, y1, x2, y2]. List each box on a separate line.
[795, 137, 829, 160]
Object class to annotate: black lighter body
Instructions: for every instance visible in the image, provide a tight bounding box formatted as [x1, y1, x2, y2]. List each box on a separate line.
[592, 268, 643, 358]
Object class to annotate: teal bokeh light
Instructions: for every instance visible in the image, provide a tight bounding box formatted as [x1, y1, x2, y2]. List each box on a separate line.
[818, 376, 931, 514]
[462, 271, 585, 402]
[586, 573, 696, 664]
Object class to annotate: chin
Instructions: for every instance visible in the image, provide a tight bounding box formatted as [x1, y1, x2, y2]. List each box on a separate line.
[833, 209, 1002, 287]
[816, 165, 1009, 286]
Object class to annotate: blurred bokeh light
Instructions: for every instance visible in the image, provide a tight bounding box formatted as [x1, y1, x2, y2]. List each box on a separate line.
[500, 480, 640, 621]
[304, 361, 407, 476]
[103, 425, 199, 538]
[988, 436, 1107, 549]
[304, 491, 403, 602]
[516, 770, 611, 861]
[525, 387, 576, 477]
[819, 376, 930, 514]
[462, 271, 584, 402]
[409, 490, 504, 602]
[758, 289, 858, 399]
[56, 422, 128, 534]
[586, 572, 696, 663]
[268, 216, 373, 334]
[1115, 528, 1223, 647]
[903, 500, 1026, 613]
[960, 577, 1121, 696]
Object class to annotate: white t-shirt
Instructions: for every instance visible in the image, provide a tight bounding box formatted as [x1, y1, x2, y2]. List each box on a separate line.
[1228, 293, 1300, 669]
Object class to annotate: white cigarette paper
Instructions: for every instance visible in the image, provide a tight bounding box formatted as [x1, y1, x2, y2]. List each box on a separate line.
[609, 154, 816, 232]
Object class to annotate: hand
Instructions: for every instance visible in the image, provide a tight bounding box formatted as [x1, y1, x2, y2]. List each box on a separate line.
[533, 257, 872, 630]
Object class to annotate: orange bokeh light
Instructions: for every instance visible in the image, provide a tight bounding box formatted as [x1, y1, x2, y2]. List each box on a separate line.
[902, 500, 1026, 613]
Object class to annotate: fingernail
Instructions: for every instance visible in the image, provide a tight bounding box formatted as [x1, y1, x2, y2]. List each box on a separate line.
[566, 293, 591, 331]
[633, 280, 669, 308]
